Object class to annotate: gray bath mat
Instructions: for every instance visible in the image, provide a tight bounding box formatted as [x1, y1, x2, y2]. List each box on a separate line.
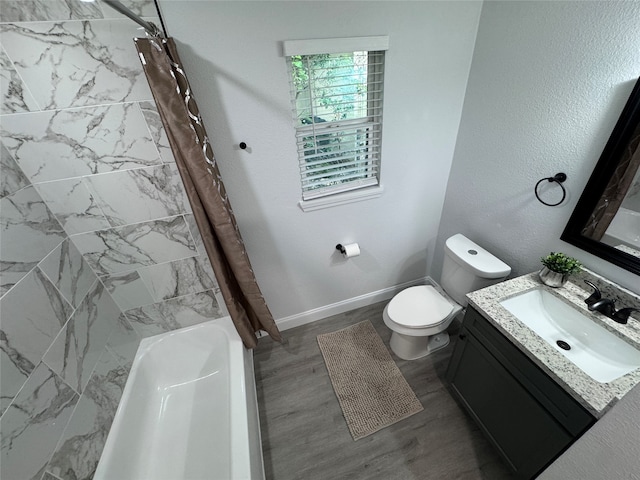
[317, 320, 424, 440]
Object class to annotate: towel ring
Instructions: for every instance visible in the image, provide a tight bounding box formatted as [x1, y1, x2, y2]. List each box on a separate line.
[535, 173, 567, 207]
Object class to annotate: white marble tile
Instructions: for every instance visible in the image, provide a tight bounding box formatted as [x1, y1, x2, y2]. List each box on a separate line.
[42, 281, 120, 393]
[184, 213, 208, 258]
[184, 213, 218, 280]
[0, 19, 152, 110]
[2, 103, 162, 184]
[0, 268, 74, 414]
[138, 256, 217, 302]
[214, 289, 230, 318]
[99, 0, 158, 18]
[38, 238, 98, 309]
[0, 362, 79, 480]
[0, 263, 36, 298]
[0, 348, 29, 416]
[71, 215, 197, 276]
[0, 45, 40, 114]
[86, 163, 191, 227]
[105, 314, 140, 369]
[35, 178, 111, 235]
[183, 214, 224, 315]
[100, 270, 155, 310]
[125, 289, 223, 337]
[139, 100, 176, 163]
[0, 142, 30, 199]
[0, 0, 103, 22]
[0, 186, 66, 295]
[45, 349, 128, 480]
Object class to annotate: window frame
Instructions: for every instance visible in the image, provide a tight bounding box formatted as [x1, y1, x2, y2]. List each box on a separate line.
[283, 36, 389, 209]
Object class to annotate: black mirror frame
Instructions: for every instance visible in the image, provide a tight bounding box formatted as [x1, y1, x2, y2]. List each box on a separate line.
[561, 77, 640, 276]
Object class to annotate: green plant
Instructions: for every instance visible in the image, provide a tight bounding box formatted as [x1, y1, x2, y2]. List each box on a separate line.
[540, 252, 582, 275]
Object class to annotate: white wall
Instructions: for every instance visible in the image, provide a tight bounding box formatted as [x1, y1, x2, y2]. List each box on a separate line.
[437, 2, 640, 475]
[158, 1, 640, 474]
[435, 0, 640, 295]
[158, 0, 482, 323]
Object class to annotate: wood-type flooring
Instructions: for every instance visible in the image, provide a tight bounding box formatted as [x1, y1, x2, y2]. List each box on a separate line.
[254, 301, 515, 480]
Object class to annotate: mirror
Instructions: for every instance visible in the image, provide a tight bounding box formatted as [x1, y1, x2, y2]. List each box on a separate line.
[562, 77, 640, 276]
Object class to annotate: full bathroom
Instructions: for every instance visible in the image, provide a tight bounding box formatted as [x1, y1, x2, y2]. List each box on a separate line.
[1, 1, 640, 479]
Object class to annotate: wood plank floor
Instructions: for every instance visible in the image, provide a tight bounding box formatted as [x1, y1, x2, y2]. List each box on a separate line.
[254, 301, 516, 480]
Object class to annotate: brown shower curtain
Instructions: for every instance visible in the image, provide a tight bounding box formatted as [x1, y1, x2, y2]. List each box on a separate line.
[135, 36, 281, 348]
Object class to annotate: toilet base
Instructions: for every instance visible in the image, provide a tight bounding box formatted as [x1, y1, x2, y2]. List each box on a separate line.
[389, 331, 450, 360]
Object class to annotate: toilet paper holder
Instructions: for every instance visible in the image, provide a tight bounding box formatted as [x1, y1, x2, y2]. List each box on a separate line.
[335, 243, 360, 258]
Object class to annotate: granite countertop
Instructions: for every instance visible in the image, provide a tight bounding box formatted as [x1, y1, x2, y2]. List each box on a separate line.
[466, 271, 640, 418]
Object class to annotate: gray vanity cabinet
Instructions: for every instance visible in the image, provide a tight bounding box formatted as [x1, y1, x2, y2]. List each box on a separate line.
[446, 307, 595, 479]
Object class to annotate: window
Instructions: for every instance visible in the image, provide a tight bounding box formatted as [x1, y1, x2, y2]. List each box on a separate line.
[284, 37, 388, 203]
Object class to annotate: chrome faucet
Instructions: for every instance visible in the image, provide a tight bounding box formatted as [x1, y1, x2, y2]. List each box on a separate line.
[583, 280, 640, 325]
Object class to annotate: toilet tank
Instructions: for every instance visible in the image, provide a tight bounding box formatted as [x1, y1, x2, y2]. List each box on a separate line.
[441, 234, 511, 306]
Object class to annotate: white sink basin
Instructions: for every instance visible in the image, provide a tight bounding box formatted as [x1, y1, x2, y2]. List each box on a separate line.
[500, 288, 640, 383]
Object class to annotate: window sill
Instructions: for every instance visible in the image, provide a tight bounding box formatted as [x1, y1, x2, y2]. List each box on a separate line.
[298, 185, 384, 212]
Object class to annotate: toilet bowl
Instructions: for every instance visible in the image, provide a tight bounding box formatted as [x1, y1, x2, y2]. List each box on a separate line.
[383, 234, 511, 360]
[383, 283, 462, 360]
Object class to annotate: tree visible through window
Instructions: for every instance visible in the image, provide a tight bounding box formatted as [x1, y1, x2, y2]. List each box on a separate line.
[287, 49, 385, 201]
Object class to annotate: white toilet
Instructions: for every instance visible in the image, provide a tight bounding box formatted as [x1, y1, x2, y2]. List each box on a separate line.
[383, 234, 511, 360]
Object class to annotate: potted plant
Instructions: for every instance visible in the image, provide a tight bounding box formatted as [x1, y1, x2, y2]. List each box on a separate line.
[539, 252, 582, 287]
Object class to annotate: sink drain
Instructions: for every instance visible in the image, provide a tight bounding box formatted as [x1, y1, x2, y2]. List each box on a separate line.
[556, 340, 571, 351]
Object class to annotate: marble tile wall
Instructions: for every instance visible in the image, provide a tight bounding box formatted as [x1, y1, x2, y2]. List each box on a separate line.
[0, 1, 227, 479]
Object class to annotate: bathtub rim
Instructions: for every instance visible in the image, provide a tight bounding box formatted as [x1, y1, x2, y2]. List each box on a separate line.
[94, 316, 265, 480]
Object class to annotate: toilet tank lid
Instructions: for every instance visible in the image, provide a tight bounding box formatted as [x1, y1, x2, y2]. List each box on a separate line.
[445, 234, 511, 279]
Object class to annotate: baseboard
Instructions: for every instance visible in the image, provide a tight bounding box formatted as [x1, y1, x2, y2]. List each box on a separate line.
[275, 276, 430, 331]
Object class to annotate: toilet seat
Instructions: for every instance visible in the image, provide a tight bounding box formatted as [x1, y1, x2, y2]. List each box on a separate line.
[386, 285, 454, 329]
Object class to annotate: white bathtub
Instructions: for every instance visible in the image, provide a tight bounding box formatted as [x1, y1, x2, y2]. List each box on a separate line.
[604, 207, 640, 250]
[95, 317, 265, 480]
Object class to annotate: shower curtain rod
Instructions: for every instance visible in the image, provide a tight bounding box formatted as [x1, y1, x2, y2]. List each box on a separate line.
[103, 0, 164, 37]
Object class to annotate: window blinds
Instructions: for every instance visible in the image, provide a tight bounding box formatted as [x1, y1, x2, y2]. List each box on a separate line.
[284, 37, 388, 201]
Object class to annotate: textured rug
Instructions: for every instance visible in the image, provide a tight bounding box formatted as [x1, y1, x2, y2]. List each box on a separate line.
[317, 320, 424, 440]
